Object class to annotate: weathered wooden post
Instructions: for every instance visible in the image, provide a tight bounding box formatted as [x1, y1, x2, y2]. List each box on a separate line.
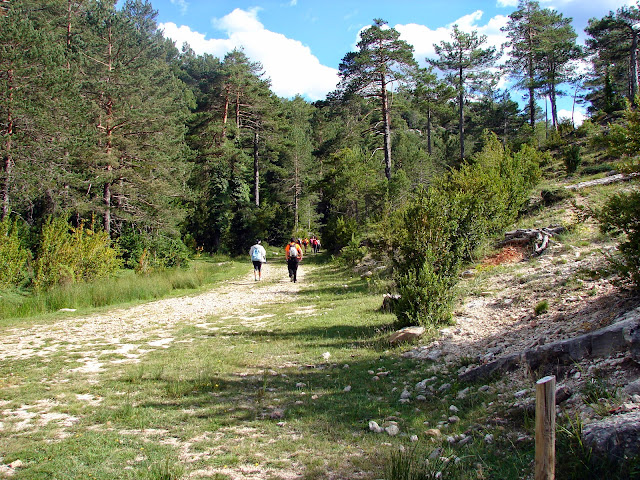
[535, 375, 556, 480]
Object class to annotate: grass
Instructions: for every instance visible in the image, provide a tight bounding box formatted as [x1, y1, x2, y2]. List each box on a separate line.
[0, 255, 246, 326]
[0, 255, 542, 480]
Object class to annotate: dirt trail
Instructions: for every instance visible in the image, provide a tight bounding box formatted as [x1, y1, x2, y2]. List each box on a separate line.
[0, 261, 311, 370]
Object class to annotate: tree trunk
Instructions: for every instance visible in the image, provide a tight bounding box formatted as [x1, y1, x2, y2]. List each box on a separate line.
[1, 69, 13, 220]
[458, 65, 465, 162]
[220, 85, 229, 145]
[381, 77, 392, 181]
[427, 106, 433, 156]
[630, 28, 639, 105]
[253, 130, 259, 207]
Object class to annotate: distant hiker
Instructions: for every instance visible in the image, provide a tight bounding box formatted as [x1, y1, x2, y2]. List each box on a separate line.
[302, 237, 309, 253]
[249, 240, 267, 281]
[285, 237, 303, 283]
[311, 235, 320, 254]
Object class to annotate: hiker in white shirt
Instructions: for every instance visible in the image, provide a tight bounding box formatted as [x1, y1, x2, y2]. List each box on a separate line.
[249, 240, 267, 281]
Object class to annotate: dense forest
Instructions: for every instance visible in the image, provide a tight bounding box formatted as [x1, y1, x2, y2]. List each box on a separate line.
[2, 0, 640, 323]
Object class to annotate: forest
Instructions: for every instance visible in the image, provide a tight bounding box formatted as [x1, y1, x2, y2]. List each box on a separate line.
[2, 0, 640, 324]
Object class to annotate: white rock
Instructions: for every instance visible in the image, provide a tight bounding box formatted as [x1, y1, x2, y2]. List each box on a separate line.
[369, 421, 384, 433]
[410, 435, 419, 442]
[344, 385, 352, 392]
[322, 352, 331, 360]
[296, 382, 306, 388]
[400, 389, 411, 400]
[484, 434, 494, 444]
[385, 424, 400, 436]
[449, 405, 459, 413]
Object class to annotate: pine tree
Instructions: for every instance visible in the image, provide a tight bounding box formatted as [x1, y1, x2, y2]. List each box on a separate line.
[338, 19, 416, 180]
[0, 0, 73, 221]
[586, 5, 640, 110]
[77, 0, 192, 236]
[430, 26, 499, 162]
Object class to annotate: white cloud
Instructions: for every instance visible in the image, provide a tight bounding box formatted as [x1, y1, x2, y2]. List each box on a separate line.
[497, 0, 518, 6]
[159, 9, 339, 101]
[169, 0, 188, 15]
[396, 11, 509, 66]
[558, 108, 586, 126]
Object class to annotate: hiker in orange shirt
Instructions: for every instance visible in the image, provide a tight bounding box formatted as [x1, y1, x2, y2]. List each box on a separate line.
[285, 237, 303, 283]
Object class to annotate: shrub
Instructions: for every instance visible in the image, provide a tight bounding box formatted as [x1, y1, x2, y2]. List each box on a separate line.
[564, 144, 582, 174]
[598, 189, 640, 288]
[0, 216, 31, 288]
[339, 235, 368, 267]
[33, 217, 122, 290]
[392, 134, 542, 327]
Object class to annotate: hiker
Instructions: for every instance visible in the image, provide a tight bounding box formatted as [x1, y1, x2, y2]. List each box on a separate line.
[285, 237, 303, 283]
[302, 237, 309, 253]
[249, 240, 267, 281]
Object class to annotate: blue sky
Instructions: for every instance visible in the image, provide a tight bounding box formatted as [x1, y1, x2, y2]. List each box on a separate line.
[148, 0, 637, 122]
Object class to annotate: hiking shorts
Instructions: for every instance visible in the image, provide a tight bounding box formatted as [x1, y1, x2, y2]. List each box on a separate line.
[252, 261, 263, 272]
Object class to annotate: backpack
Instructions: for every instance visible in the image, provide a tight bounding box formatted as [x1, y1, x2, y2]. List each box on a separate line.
[289, 243, 299, 258]
[251, 247, 262, 261]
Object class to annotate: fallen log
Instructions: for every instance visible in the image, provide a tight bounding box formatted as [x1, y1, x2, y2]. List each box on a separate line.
[499, 226, 565, 256]
[565, 172, 639, 191]
[459, 306, 640, 383]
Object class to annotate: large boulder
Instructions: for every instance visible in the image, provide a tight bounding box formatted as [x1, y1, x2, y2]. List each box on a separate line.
[583, 412, 640, 465]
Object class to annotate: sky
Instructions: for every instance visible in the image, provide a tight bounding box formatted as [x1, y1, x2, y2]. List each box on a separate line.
[146, 0, 637, 123]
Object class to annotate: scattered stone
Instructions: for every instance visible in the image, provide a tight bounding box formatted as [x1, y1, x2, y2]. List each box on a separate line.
[389, 326, 425, 345]
[484, 434, 494, 444]
[479, 385, 490, 393]
[448, 416, 460, 424]
[416, 395, 427, 402]
[449, 405, 459, 413]
[400, 389, 411, 400]
[385, 424, 400, 436]
[9, 460, 23, 469]
[344, 385, 352, 392]
[410, 435, 419, 442]
[438, 383, 452, 393]
[269, 408, 285, 419]
[369, 421, 384, 434]
[372, 376, 380, 381]
[429, 448, 442, 459]
[295, 382, 306, 388]
[457, 387, 470, 400]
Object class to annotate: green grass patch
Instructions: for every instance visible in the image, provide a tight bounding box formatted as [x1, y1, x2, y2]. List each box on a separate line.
[0, 256, 245, 325]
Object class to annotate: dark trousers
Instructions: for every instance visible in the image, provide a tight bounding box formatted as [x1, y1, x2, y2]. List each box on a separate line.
[287, 258, 299, 282]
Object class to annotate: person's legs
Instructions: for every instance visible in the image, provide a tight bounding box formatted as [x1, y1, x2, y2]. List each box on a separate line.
[292, 258, 299, 283]
[253, 261, 261, 281]
[287, 259, 294, 281]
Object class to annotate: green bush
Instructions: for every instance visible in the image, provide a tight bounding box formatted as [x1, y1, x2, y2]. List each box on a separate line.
[118, 226, 190, 271]
[339, 235, 368, 267]
[392, 134, 542, 327]
[33, 217, 122, 290]
[598, 189, 640, 288]
[0, 216, 31, 288]
[564, 144, 582, 174]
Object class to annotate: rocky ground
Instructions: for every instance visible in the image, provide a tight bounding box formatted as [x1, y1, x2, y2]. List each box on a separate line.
[399, 230, 640, 466]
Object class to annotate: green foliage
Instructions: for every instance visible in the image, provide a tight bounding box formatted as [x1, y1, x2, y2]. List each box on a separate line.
[534, 300, 549, 315]
[33, 217, 122, 290]
[118, 225, 190, 272]
[597, 189, 640, 287]
[339, 235, 368, 267]
[323, 216, 359, 254]
[393, 135, 541, 326]
[564, 144, 582, 174]
[0, 216, 31, 288]
[597, 102, 640, 158]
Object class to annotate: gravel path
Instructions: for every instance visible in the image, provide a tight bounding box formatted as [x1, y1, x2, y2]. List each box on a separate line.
[0, 261, 311, 369]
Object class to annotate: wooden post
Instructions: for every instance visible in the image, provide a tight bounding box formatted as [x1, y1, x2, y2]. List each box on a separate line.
[535, 375, 556, 480]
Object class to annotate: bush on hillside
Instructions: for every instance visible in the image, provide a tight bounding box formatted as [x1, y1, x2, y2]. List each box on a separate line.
[598, 189, 640, 288]
[393, 135, 542, 327]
